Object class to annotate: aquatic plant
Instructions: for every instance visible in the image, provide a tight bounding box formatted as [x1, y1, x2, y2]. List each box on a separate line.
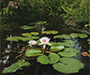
[2, 21, 89, 74]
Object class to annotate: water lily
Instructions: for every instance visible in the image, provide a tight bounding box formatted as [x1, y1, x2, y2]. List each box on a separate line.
[28, 40, 37, 46]
[39, 37, 51, 49]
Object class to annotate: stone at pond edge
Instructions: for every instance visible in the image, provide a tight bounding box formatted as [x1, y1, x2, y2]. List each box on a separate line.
[53, 58, 84, 74]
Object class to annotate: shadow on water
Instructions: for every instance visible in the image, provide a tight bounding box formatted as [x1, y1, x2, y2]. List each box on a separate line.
[0, 18, 90, 75]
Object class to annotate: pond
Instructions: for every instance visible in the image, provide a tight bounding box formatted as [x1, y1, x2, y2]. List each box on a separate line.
[1, 18, 90, 75]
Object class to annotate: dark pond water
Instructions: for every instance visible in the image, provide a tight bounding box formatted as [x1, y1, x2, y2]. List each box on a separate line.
[0, 18, 90, 75]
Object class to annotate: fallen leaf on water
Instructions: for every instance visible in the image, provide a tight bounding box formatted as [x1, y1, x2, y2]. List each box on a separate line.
[81, 52, 89, 56]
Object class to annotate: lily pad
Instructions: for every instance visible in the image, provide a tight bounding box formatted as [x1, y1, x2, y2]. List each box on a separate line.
[70, 33, 78, 38]
[64, 40, 75, 47]
[22, 33, 31, 37]
[42, 30, 58, 34]
[88, 42, 90, 44]
[53, 58, 84, 73]
[50, 42, 65, 46]
[87, 39, 90, 41]
[21, 26, 34, 30]
[30, 32, 39, 35]
[78, 34, 88, 38]
[21, 36, 39, 41]
[37, 55, 49, 64]
[2, 60, 30, 74]
[48, 53, 60, 64]
[25, 49, 42, 57]
[54, 34, 71, 39]
[50, 46, 65, 52]
[37, 53, 60, 64]
[58, 48, 79, 57]
[88, 50, 90, 53]
[6, 36, 23, 41]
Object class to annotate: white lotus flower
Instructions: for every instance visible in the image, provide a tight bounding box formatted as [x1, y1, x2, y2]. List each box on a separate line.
[28, 40, 37, 46]
[39, 36, 51, 45]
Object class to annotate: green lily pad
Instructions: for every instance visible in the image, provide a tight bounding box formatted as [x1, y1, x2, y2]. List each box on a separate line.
[70, 33, 78, 38]
[37, 55, 49, 64]
[42, 30, 58, 34]
[58, 48, 79, 57]
[25, 49, 42, 57]
[58, 52, 76, 57]
[6, 36, 23, 41]
[22, 33, 31, 37]
[2, 60, 30, 74]
[88, 42, 90, 44]
[30, 32, 39, 35]
[37, 53, 60, 64]
[48, 53, 60, 64]
[50, 42, 65, 46]
[53, 58, 84, 73]
[50, 46, 65, 52]
[54, 34, 71, 39]
[64, 40, 75, 47]
[21, 36, 39, 41]
[78, 33, 88, 38]
[87, 39, 90, 41]
[88, 50, 90, 53]
[21, 26, 34, 30]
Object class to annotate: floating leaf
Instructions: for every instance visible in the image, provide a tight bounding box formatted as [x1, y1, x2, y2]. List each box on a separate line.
[53, 58, 84, 73]
[37, 55, 49, 64]
[54, 34, 71, 39]
[6, 36, 23, 41]
[50, 46, 64, 52]
[58, 48, 79, 57]
[21, 26, 34, 30]
[2, 60, 30, 74]
[81, 52, 89, 56]
[50, 42, 65, 46]
[78, 34, 88, 38]
[88, 42, 90, 44]
[37, 53, 60, 64]
[87, 39, 90, 41]
[30, 32, 39, 35]
[21, 36, 39, 41]
[70, 33, 78, 38]
[64, 40, 75, 47]
[48, 53, 60, 64]
[25, 49, 42, 57]
[42, 30, 58, 34]
[22, 33, 31, 37]
[88, 50, 90, 53]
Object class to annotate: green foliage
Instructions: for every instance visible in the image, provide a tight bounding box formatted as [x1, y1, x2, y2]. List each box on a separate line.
[6, 36, 23, 41]
[6, 35, 39, 42]
[42, 30, 58, 34]
[58, 48, 80, 57]
[54, 33, 88, 39]
[2, 60, 30, 74]
[25, 49, 42, 57]
[63, 40, 75, 47]
[53, 58, 84, 73]
[20, 26, 34, 30]
[37, 55, 49, 65]
[50, 46, 64, 52]
[37, 53, 60, 64]
[54, 34, 71, 39]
